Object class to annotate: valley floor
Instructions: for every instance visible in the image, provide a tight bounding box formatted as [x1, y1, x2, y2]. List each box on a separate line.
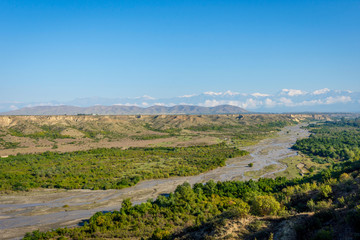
[0, 123, 309, 239]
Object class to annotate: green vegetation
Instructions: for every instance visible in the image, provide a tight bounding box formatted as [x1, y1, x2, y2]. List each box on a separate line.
[23, 118, 360, 239]
[23, 159, 360, 239]
[274, 155, 326, 179]
[292, 118, 360, 162]
[8, 125, 72, 140]
[0, 143, 247, 191]
[0, 138, 20, 149]
[186, 120, 290, 132]
[144, 123, 181, 135]
[75, 127, 128, 140]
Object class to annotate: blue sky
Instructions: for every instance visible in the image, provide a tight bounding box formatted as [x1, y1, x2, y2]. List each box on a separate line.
[1, 0, 359, 102]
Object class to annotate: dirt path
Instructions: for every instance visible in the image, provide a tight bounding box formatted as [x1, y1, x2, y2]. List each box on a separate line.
[0, 124, 309, 239]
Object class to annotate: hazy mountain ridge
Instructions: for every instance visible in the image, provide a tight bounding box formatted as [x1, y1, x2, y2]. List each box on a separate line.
[0, 104, 247, 115]
[1, 88, 359, 113]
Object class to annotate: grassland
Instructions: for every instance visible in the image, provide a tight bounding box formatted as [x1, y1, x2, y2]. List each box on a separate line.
[244, 164, 283, 179]
[274, 154, 329, 179]
[242, 154, 331, 180]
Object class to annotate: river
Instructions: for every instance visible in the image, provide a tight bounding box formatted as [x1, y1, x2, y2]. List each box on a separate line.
[0, 123, 309, 239]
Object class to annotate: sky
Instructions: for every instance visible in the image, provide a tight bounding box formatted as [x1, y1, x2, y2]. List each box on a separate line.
[1, 0, 359, 103]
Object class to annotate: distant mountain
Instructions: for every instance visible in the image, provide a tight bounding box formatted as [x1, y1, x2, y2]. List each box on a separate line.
[1, 88, 359, 113]
[0, 105, 248, 115]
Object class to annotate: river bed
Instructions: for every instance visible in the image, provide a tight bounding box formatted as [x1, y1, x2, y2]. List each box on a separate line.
[0, 123, 309, 239]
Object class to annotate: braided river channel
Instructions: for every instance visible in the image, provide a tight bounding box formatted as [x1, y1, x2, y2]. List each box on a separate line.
[0, 123, 309, 239]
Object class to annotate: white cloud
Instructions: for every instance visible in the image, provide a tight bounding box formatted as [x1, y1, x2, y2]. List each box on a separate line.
[251, 92, 270, 97]
[9, 105, 19, 110]
[264, 98, 276, 107]
[204, 91, 223, 96]
[201, 100, 222, 107]
[223, 90, 240, 96]
[200, 98, 262, 109]
[203, 90, 240, 96]
[179, 102, 193, 106]
[279, 97, 294, 106]
[154, 103, 165, 106]
[113, 103, 140, 106]
[297, 99, 323, 106]
[281, 89, 307, 96]
[325, 96, 351, 104]
[179, 94, 196, 98]
[25, 103, 60, 107]
[239, 98, 261, 109]
[313, 88, 330, 95]
[143, 95, 155, 100]
[134, 95, 155, 100]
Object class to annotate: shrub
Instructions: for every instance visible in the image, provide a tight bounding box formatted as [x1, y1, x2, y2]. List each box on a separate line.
[151, 228, 171, 240]
[339, 173, 352, 182]
[314, 200, 333, 212]
[251, 195, 281, 216]
[319, 185, 332, 198]
[307, 199, 316, 212]
[337, 197, 345, 207]
[231, 199, 250, 217]
[121, 198, 132, 214]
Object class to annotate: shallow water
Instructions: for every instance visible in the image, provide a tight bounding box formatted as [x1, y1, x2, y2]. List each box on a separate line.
[0, 123, 309, 239]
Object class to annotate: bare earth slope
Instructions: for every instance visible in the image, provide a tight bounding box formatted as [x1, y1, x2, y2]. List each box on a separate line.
[0, 114, 325, 157]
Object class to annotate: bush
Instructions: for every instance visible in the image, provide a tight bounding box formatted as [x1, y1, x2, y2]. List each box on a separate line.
[307, 199, 316, 212]
[319, 185, 332, 198]
[339, 173, 352, 182]
[314, 200, 333, 212]
[251, 195, 281, 216]
[231, 199, 250, 217]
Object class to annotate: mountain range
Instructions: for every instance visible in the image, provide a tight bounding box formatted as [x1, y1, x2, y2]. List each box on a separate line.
[0, 105, 247, 115]
[1, 88, 359, 114]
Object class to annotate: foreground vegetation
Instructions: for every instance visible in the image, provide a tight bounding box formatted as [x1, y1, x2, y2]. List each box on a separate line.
[23, 118, 360, 239]
[0, 143, 247, 191]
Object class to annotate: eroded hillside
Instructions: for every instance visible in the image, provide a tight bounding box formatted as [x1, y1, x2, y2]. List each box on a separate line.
[0, 114, 324, 156]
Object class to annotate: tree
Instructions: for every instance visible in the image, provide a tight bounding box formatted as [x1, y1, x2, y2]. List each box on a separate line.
[121, 198, 132, 214]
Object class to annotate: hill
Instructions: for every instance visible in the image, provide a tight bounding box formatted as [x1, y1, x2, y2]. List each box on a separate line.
[0, 104, 247, 115]
[0, 114, 300, 156]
